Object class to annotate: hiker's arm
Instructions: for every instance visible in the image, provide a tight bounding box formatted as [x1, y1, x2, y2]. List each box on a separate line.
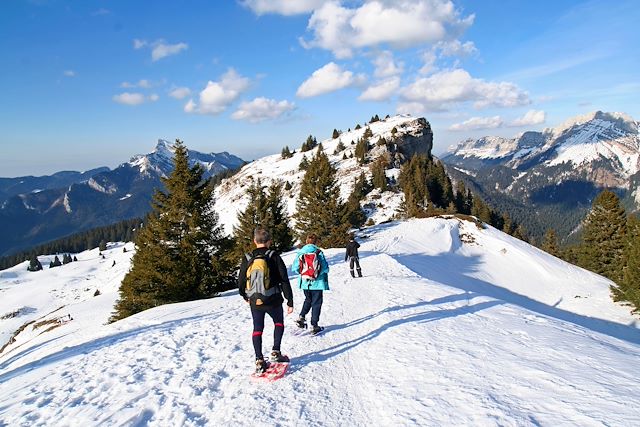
[320, 251, 330, 274]
[291, 253, 300, 274]
[277, 256, 294, 307]
[238, 256, 248, 301]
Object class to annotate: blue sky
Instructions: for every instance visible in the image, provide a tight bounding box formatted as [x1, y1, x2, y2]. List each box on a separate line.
[1, 0, 638, 177]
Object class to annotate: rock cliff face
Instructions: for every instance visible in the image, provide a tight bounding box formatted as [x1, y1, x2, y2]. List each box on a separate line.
[395, 117, 433, 160]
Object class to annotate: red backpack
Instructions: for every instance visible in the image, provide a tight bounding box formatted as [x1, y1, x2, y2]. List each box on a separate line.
[299, 249, 322, 281]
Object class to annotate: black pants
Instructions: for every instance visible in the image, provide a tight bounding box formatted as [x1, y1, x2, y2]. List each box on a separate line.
[349, 256, 362, 277]
[251, 305, 284, 360]
[300, 289, 323, 327]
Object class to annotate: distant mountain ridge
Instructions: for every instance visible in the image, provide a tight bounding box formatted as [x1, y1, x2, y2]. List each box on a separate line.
[0, 141, 244, 256]
[442, 111, 640, 240]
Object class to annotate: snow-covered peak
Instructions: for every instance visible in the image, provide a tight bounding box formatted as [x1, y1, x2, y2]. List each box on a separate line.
[213, 114, 432, 233]
[547, 111, 638, 138]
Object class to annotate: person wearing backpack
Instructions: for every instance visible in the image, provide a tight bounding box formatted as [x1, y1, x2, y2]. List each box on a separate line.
[239, 228, 294, 374]
[345, 234, 362, 278]
[292, 233, 329, 335]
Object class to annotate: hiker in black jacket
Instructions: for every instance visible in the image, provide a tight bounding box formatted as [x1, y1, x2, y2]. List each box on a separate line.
[345, 234, 362, 278]
[239, 228, 294, 373]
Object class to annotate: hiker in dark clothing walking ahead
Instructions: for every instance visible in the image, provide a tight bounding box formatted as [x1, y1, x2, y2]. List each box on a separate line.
[239, 228, 294, 374]
[292, 233, 329, 335]
[345, 234, 362, 278]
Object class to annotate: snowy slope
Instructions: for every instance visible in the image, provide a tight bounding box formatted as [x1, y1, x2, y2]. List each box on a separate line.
[1, 217, 639, 426]
[213, 115, 429, 233]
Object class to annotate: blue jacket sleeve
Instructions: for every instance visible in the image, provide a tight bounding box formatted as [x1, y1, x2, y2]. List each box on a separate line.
[320, 251, 330, 275]
[291, 252, 300, 274]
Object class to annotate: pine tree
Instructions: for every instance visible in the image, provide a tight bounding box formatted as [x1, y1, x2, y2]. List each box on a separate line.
[334, 140, 346, 154]
[542, 229, 560, 257]
[301, 135, 317, 152]
[614, 215, 640, 312]
[502, 212, 513, 234]
[332, 129, 340, 139]
[355, 138, 369, 165]
[50, 255, 62, 268]
[231, 179, 269, 261]
[579, 190, 627, 284]
[27, 254, 43, 272]
[371, 157, 388, 191]
[512, 224, 529, 242]
[391, 127, 398, 136]
[99, 240, 107, 252]
[73, 256, 78, 262]
[111, 140, 234, 321]
[281, 146, 293, 159]
[299, 155, 309, 171]
[355, 124, 361, 130]
[294, 150, 350, 247]
[265, 181, 294, 253]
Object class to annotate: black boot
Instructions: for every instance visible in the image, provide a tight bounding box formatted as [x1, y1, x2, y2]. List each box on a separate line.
[255, 358, 269, 374]
[294, 316, 307, 329]
[270, 350, 290, 363]
[357, 268, 362, 278]
[350, 270, 355, 278]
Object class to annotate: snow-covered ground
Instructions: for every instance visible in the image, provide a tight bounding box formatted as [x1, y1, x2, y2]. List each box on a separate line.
[1, 218, 639, 426]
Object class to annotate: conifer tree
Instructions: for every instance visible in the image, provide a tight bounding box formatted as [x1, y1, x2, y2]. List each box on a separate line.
[112, 140, 234, 321]
[355, 124, 361, 130]
[299, 155, 309, 171]
[281, 146, 292, 159]
[454, 181, 470, 215]
[231, 179, 269, 261]
[355, 138, 369, 165]
[301, 135, 317, 152]
[294, 150, 349, 247]
[27, 254, 43, 272]
[512, 224, 529, 242]
[542, 229, 560, 257]
[613, 214, 640, 311]
[73, 256, 78, 262]
[579, 190, 626, 284]
[50, 255, 62, 268]
[391, 127, 398, 136]
[99, 240, 107, 252]
[371, 157, 388, 191]
[332, 129, 340, 139]
[334, 140, 346, 153]
[502, 212, 513, 234]
[265, 181, 294, 253]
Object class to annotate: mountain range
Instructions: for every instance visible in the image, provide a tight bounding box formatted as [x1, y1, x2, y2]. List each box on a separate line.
[442, 111, 640, 240]
[0, 141, 244, 256]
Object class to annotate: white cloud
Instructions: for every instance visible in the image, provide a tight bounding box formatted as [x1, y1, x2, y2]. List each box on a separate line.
[133, 39, 147, 49]
[509, 109, 546, 127]
[419, 50, 438, 75]
[359, 77, 400, 101]
[169, 87, 192, 99]
[133, 39, 188, 61]
[437, 39, 477, 57]
[231, 97, 296, 122]
[63, 70, 76, 77]
[449, 116, 503, 131]
[372, 51, 403, 78]
[302, 0, 474, 58]
[185, 69, 250, 115]
[401, 68, 530, 111]
[112, 92, 159, 105]
[242, 0, 324, 15]
[296, 62, 365, 98]
[112, 92, 146, 106]
[151, 41, 188, 61]
[396, 101, 430, 115]
[120, 79, 152, 89]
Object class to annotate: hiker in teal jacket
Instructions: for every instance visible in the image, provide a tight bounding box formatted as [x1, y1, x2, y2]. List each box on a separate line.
[292, 233, 329, 334]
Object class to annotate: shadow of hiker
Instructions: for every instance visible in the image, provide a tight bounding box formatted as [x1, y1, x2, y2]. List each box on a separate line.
[288, 299, 501, 373]
[391, 251, 640, 347]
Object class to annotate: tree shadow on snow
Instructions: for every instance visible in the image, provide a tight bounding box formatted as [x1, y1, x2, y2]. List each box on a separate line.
[289, 299, 502, 372]
[391, 252, 640, 347]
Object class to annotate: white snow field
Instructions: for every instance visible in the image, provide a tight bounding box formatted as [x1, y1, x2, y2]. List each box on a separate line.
[1, 218, 639, 426]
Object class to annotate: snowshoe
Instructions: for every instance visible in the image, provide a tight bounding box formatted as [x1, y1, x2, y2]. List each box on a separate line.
[269, 350, 290, 363]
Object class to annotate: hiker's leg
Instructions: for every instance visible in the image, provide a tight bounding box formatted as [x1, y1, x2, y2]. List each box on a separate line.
[349, 257, 355, 277]
[300, 289, 312, 317]
[355, 257, 362, 277]
[266, 305, 285, 351]
[310, 290, 323, 326]
[250, 307, 266, 359]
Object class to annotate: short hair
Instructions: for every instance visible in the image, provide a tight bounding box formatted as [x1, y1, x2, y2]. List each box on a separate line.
[254, 228, 272, 244]
[306, 233, 318, 245]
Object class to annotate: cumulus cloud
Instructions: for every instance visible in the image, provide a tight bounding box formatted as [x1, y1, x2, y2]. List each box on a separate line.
[359, 77, 400, 101]
[63, 70, 76, 77]
[112, 92, 146, 105]
[449, 115, 503, 131]
[509, 109, 546, 127]
[149, 94, 160, 102]
[296, 62, 365, 98]
[372, 51, 403, 78]
[133, 39, 188, 61]
[184, 69, 250, 115]
[302, 0, 474, 58]
[169, 87, 192, 99]
[242, 0, 325, 15]
[231, 97, 296, 122]
[437, 39, 477, 57]
[401, 68, 530, 111]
